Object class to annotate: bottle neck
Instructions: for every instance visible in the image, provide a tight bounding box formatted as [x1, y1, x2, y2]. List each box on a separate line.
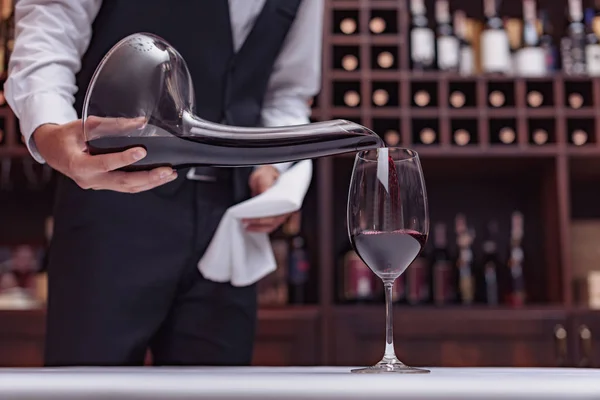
[411, 0, 428, 27]
[484, 0, 503, 29]
[569, 0, 584, 22]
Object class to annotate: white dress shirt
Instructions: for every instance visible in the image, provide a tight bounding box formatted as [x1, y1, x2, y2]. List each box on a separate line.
[5, 0, 323, 171]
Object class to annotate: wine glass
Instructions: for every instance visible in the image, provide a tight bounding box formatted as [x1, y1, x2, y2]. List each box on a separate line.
[347, 147, 429, 374]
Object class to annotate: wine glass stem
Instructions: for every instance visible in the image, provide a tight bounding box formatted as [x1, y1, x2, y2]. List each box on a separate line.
[383, 280, 397, 361]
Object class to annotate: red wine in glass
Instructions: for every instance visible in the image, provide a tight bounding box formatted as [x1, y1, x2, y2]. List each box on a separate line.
[351, 230, 426, 280]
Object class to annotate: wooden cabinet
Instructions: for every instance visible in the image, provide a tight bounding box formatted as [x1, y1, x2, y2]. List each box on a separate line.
[331, 307, 571, 368]
[0, 308, 322, 368]
[252, 307, 321, 366]
[0, 310, 45, 367]
[2, 308, 600, 368]
[569, 310, 600, 368]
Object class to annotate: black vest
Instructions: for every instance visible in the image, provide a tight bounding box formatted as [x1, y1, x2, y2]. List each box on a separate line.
[73, 0, 302, 199]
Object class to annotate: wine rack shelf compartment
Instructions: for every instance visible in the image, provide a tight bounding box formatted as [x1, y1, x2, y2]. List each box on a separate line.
[332, 155, 561, 308]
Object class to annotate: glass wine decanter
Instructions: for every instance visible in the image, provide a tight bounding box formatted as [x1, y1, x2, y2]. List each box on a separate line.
[82, 33, 384, 171]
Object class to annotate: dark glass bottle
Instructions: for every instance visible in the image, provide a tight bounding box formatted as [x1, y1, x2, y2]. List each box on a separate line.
[410, 0, 436, 71]
[506, 211, 526, 307]
[429, 222, 455, 305]
[585, 7, 600, 75]
[435, 0, 459, 72]
[561, 0, 586, 75]
[539, 10, 558, 72]
[455, 214, 475, 306]
[480, 0, 511, 75]
[478, 221, 501, 306]
[286, 212, 310, 304]
[454, 10, 474, 75]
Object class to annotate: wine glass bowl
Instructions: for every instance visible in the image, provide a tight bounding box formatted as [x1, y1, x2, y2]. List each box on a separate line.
[347, 147, 429, 374]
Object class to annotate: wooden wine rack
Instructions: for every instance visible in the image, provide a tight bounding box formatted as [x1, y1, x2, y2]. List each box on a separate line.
[3, 0, 600, 369]
[307, 0, 600, 368]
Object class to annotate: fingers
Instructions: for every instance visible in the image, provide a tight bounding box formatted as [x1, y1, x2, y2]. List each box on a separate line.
[103, 167, 177, 192]
[243, 214, 289, 233]
[84, 115, 146, 134]
[81, 167, 177, 193]
[77, 147, 148, 175]
[248, 165, 280, 196]
[126, 175, 178, 193]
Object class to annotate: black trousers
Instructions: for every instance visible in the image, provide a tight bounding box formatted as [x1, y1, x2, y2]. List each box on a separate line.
[44, 173, 257, 366]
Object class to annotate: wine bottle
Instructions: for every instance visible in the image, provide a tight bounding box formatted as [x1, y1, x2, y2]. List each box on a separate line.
[481, 0, 511, 75]
[3, 4, 14, 74]
[0, 10, 6, 75]
[516, 0, 546, 77]
[392, 275, 406, 304]
[505, 18, 523, 75]
[572, 128, 588, 145]
[410, 0, 436, 71]
[340, 17, 357, 35]
[562, 0, 586, 75]
[453, 128, 471, 146]
[342, 54, 359, 71]
[489, 90, 506, 107]
[370, 16, 386, 34]
[406, 253, 430, 305]
[454, 10, 474, 76]
[286, 212, 310, 304]
[449, 90, 466, 108]
[339, 248, 377, 303]
[568, 92, 584, 108]
[479, 221, 501, 306]
[532, 128, 549, 145]
[384, 130, 401, 146]
[539, 10, 558, 72]
[430, 222, 455, 305]
[506, 211, 526, 307]
[435, 0, 459, 72]
[377, 50, 395, 69]
[527, 90, 544, 107]
[259, 238, 289, 305]
[414, 89, 431, 107]
[372, 89, 389, 107]
[344, 90, 360, 107]
[499, 126, 516, 144]
[455, 214, 475, 306]
[585, 7, 600, 76]
[419, 128, 437, 145]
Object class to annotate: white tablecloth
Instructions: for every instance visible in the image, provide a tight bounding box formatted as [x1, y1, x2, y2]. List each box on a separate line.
[1, 366, 600, 399]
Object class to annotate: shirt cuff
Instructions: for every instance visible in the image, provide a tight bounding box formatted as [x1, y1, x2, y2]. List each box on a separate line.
[19, 93, 78, 164]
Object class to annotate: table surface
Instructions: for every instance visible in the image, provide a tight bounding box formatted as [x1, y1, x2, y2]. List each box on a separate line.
[1, 366, 600, 400]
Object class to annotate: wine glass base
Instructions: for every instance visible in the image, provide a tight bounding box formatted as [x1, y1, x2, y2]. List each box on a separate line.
[351, 359, 430, 374]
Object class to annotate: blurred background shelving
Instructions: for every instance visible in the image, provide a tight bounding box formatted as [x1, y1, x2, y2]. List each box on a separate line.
[2, 0, 600, 369]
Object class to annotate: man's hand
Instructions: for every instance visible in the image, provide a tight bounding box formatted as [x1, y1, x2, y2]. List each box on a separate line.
[33, 117, 177, 193]
[243, 165, 290, 233]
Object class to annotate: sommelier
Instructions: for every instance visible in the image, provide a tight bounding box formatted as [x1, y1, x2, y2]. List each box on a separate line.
[5, 0, 322, 366]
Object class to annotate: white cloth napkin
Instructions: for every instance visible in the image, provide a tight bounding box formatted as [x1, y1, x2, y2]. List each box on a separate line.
[198, 160, 313, 286]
